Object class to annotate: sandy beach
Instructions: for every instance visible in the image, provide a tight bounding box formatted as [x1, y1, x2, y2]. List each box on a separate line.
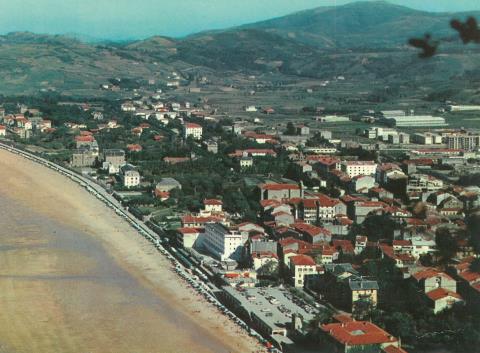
[0, 148, 262, 353]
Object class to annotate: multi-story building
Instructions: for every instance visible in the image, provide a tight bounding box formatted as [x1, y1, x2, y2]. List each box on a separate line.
[259, 183, 303, 201]
[120, 164, 141, 188]
[102, 149, 125, 174]
[407, 174, 443, 194]
[204, 223, 246, 261]
[303, 147, 337, 154]
[341, 161, 377, 178]
[71, 149, 96, 168]
[240, 155, 254, 168]
[0, 125, 6, 136]
[203, 199, 223, 213]
[184, 122, 203, 140]
[290, 254, 318, 288]
[445, 133, 480, 151]
[321, 321, 403, 353]
[411, 132, 443, 145]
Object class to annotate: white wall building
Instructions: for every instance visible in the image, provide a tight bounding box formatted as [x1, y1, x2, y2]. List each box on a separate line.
[341, 161, 377, 178]
[120, 165, 140, 188]
[289, 255, 318, 288]
[204, 223, 247, 261]
[184, 123, 203, 140]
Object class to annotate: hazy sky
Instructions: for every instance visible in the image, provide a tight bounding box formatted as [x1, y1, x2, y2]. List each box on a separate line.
[1, 0, 480, 40]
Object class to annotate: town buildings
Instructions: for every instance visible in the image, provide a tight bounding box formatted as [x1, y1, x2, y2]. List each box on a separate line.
[184, 122, 203, 140]
[120, 164, 141, 188]
[341, 161, 377, 178]
[204, 223, 247, 261]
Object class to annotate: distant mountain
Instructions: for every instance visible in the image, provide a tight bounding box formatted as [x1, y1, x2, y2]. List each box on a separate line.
[0, 32, 179, 95]
[239, 1, 479, 48]
[0, 2, 479, 96]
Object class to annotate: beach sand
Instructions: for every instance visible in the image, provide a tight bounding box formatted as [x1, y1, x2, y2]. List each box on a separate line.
[0, 149, 262, 353]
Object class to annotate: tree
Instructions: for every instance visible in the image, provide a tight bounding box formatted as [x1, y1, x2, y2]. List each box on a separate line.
[435, 228, 459, 263]
[466, 213, 480, 252]
[362, 214, 397, 242]
[470, 258, 480, 273]
[285, 122, 296, 135]
[257, 260, 279, 278]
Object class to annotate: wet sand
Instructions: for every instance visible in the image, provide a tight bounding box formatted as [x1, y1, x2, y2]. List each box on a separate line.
[0, 149, 261, 353]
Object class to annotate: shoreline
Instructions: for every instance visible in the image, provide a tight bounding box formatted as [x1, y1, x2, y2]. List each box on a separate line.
[0, 146, 262, 353]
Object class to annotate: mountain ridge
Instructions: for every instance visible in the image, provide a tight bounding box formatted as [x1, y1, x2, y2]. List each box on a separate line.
[0, 1, 479, 95]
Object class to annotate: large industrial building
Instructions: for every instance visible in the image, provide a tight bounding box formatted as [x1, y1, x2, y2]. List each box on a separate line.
[382, 115, 447, 127]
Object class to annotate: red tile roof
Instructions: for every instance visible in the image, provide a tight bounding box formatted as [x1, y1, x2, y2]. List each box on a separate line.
[393, 240, 412, 247]
[127, 144, 143, 152]
[75, 135, 95, 142]
[261, 183, 300, 191]
[412, 269, 453, 282]
[333, 239, 355, 254]
[290, 254, 316, 266]
[185, 122, 202, 129]
[293, 223, 331, 238]
[177, 227, 203, 234]
[321, 321, 397, 346]
[154, 190, 170, 198]
[204, 199, 223, 206]
[260, 199, 282, 208]
[181, 215, 224, 225]
[251, 251, 278, 260]
[458, 270, 480, 283]
[426, 288, 462, 301]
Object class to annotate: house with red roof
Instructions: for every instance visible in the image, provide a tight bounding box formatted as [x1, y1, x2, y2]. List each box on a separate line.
[183, 122, 203, 140]
[293, 222, 332, 244]
[243, 131, 278, 144]
[154, 190, 170, 201]
[203, 199, 223, 213]
[229, 149, 277, 158]
[289, 254, 318, 287]
[259, 183, 303, 201]
[251, 251, 279, 271]
[425, 288, 464, 314]
[0, 125, 6, 136]
[321, 320, 403, 353]
[449, 257, 480, 306]
[176, 227, 204, 248]
[181, 214, 228, 228]
[411, 268, 464, 313]
[333, 239, 355, 256]
[126, 144, 143, 152]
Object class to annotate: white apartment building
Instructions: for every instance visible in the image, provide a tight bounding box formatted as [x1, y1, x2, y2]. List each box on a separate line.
[184, 123, 203, 140]
[411, 133, 443, 145]
[289, 255, 318, 288]
[341, 161, 377, 178]
[407, 174, 443, 193]
[204, 223, 247, 261]
[303, 147, 337, 154]
[120, 165, 141, 188]
[445, 133, 480, 151]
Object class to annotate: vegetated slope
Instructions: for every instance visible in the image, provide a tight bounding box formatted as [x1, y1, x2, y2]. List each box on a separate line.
[0, 2, 479, 96]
